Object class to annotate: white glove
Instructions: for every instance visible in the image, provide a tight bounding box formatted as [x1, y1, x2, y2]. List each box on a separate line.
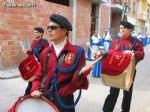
[123, 50, 133, 54]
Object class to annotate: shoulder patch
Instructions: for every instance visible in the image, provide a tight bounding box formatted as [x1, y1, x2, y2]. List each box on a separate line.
[64, 52, 75, 64]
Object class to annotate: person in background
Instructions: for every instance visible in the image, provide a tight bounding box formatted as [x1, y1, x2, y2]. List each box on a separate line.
[21, 27, 49, 95]
[87, 34, 93, 61]
[137, 32, 142, 41]
[147, 33, 150, 44]
[87, 31, 101, 61]
[102, 21, 144, 112]
[89, 31, 104, 77]
[103, 29, 112, 52]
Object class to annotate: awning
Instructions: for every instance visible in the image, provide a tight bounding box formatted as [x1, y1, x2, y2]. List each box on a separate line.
[111, 4, 123, 13]
[92, 0, 108, 4]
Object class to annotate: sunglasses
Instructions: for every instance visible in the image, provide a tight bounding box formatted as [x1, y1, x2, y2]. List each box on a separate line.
[47, 25, 62, 30]
[34, 31, 39, 33]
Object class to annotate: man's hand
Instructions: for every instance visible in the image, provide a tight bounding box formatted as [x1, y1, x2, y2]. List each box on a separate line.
[123, 50, 133, 54]
[31, 90, 41, 98]
[86, 42, 90, 46]
[19, 41, 28, 53]
[23, 49, 27, 53]
[93, 52, 100, 59]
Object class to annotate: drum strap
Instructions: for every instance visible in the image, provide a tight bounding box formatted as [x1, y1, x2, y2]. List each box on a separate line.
[33, 38, 46, 62]
[130, 39, 135, 51]
[115, 37, 135, 51]
[115, 38, 121, 50]
[40, 51, 50, 95]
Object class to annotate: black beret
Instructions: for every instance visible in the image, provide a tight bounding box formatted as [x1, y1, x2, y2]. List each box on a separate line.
[34, 27, 44, 33]
[120, 21, 134, 29]
[50, 14, 72, 31]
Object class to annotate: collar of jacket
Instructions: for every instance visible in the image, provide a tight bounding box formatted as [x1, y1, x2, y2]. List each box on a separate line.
[121, 35, 132, 41]
[49, 41, 77, 57]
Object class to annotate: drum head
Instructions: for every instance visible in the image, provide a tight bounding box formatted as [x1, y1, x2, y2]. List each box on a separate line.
[15, 97, 58, 112]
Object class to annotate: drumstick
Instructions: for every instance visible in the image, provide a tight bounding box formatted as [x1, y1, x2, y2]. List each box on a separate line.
[19, 41, 26, 51]
[89, 45, 95, 53]
[79, 52, 108, 77]
[87, 42, 95, 53]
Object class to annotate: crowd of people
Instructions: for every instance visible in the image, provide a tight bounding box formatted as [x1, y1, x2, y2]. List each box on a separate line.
[87, 29, 112, 78]
[136, 33, 150, 47]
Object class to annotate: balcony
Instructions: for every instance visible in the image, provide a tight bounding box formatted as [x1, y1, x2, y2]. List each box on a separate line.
[92, 0, 108, 4]
[111, 4, 123, 12]
[137, 11, 147, 21]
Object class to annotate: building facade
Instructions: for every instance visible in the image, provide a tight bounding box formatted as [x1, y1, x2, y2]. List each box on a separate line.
[1, 0, 110, 68]
[125, 0, 150, 35]
[0, 0, 92, 68]
[126, 0, 138, 33]
[3, 0, 144, 69]
[91, 0, 123, 37]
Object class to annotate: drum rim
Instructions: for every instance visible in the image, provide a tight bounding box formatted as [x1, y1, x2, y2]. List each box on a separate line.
[15, 95, 59, 112]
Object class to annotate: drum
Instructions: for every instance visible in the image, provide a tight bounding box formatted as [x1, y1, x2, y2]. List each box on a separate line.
[101, 50, 136, 91]
[9, 95, 59, 112]
[19, 55, 39, 81]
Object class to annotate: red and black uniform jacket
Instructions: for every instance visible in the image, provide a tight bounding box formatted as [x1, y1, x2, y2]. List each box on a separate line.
[111, 35, 144, 63]
[31, 41, 89, 96]
[27, 38, 49, 57]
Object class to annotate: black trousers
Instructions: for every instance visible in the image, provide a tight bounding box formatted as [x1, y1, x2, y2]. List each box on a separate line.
[24, 82, 32, 95]
[51, 95, 75, 112]
[103, 70, 136, 112]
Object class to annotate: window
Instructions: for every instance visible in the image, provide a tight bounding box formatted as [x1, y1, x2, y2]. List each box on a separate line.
[133, 2, 135, 14]
[148, 6, 150, 23]
[127, 0, 130, 12]
[45, 0, 70, 6]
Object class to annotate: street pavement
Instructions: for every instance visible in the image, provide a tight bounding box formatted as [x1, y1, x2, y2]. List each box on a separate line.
[0, 45, 150, 112]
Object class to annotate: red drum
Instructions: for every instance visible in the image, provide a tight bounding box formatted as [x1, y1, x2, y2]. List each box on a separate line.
[8, 95, 59, 112]
[101, 50, 136, 91]
[19, 55, 39, 81]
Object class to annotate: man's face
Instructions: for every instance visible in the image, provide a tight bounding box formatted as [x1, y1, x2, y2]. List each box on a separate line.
[119, 25, 132, 37]
[33, 30, 43, 40]
[47, 21, 67, 44]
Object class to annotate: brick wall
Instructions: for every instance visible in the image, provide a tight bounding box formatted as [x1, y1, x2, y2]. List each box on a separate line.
[100, 2, 123, 38]
[111, 0, 121, 4]
[100, 3, 110, 36]
[111, 12, 121, 37]
[76, 0, 91, 52]
[0, 0, 91, 68]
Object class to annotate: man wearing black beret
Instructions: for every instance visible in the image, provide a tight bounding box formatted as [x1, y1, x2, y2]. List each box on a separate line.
[120, 21, 134, 29]
[102, 21, 145, 112]
[31, 14, 91, 112]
